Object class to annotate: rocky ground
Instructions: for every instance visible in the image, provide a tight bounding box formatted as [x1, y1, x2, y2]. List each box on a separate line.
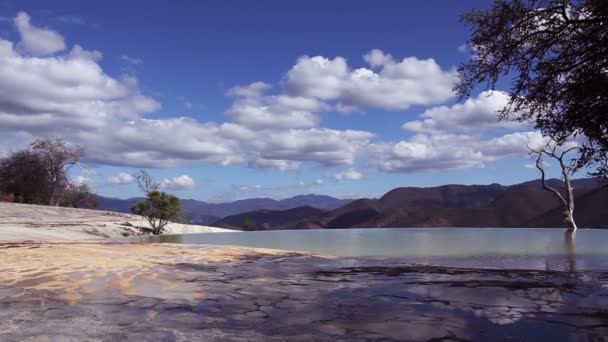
[0, 202, 232, 240]
[1, 241, 607, 341]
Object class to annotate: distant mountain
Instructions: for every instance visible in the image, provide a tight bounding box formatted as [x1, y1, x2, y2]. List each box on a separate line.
[378, 183, 506, 209]
[219, 178, 607, 230]
[528, 185, 608, 228]
[98, 194, 351, 225]
[509, 177, 605, 191]
[213, 206, 327, 230]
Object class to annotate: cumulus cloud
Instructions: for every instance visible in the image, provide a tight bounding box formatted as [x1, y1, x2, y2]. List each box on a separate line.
[369, 131, 545, 173]
[107, 172, 135, 185]
[226, 82, 326, 130]
[332, 168, 363, 181]
[248, 158, 301, 171]
[0, 12, 546, 176]
[284, 49, 456, 110]
[68, 44, 102, 62]
[160, 175, 197, 191]
[0, 12, 246, 168]
[402, 91, 527, 133]
[14, 12, 66, 56]
[249, 128, 374, 167]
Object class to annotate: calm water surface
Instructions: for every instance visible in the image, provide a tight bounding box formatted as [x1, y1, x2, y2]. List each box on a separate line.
[132, 228, 608, 270]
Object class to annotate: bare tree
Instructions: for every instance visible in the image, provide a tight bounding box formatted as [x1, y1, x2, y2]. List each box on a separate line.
[529, 143, 579, 230]
[60, 183, 99, 209]
[0, 137, 85, 206]
[30, 137, 85, 206]
[134, 169, 160, 195]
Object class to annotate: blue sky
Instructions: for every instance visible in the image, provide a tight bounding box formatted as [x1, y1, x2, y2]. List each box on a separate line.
[0, 1, 563, 202]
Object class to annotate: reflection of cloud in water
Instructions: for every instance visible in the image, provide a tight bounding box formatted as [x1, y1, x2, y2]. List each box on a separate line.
[140, 228, 608, 271]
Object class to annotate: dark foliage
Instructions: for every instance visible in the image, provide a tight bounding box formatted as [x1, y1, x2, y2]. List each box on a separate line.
[243, 218, 257, 231]
[0, 137, 90, 206]
[0, 150, 50, 204]
[456, 0, 608, 177]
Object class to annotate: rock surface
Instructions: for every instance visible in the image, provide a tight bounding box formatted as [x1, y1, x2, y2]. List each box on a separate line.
[1, 241, 607, 341]
[0, 202, 233, 241]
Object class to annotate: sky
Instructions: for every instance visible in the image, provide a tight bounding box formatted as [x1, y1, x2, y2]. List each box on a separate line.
[0, 0, 566, 202]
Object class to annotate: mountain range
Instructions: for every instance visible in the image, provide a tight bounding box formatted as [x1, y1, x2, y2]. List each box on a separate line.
[210, 178, 607, 230]
[98, 194, 352, 225]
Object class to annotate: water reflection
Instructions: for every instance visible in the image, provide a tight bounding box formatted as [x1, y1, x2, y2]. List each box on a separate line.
[155, 234, 185, 244]
[133, 228, 608, 271]
[564, 229, 576, 272]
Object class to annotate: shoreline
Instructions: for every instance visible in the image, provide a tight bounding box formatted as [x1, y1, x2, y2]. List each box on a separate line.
[0, 201, 232, 241]
[1, 240, 607, 341]
[1, 204, 608, 340]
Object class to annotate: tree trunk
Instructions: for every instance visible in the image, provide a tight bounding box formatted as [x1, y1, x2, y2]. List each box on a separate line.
[565, 208, 577, 230]
[533, 146, 578, 231]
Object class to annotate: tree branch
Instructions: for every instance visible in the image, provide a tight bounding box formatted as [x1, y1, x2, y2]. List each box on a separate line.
[535, 152, 568, 208]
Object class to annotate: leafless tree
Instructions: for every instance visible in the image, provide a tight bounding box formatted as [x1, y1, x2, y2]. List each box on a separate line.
[29, 138, 85, 206]
[134, 169, 160, 195]
[529, 143, 580, 230]
[60, 183, 99, 209]
[0, 137, 85, 206]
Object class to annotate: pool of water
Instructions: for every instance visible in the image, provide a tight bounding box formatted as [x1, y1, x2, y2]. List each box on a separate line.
[130, 228, 608, 270]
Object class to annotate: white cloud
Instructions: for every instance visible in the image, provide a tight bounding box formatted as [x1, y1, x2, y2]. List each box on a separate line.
[232, 184, 264, 192]
[14, 12, 66, 56]
[226, 81, 271, 98]
[248, 158, 301, 171]
[55, 15, 86, 25]
[68, 44, 102, 62]
[525, 160, 550, 169]
[249, 128, 374, 167]
[369, 131, 545, 173]
[73, 175, 90, 186]
[0, 12, 246, 169]
[120, 54, 143, 65]
[83, 119, 245, 168]
[332, 168, 363, 181]
[226, 83, 326, 129]
[457, 44, 469, 54]
[80, 167, 98, 176]
[107, 172, 135, 185]
[160, 175, 197, 191]
[284, 49, 456, 110]
[0, 12, 548, 176]
[402, 91, 527, 133]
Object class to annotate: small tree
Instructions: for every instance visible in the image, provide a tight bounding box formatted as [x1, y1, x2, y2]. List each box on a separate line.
[134, 169, 160, 195]
[60, 183, 99, 209]
[130, 190, 184, 235]
[243, 218, 257, 231]
[529, 143, 579, 230]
